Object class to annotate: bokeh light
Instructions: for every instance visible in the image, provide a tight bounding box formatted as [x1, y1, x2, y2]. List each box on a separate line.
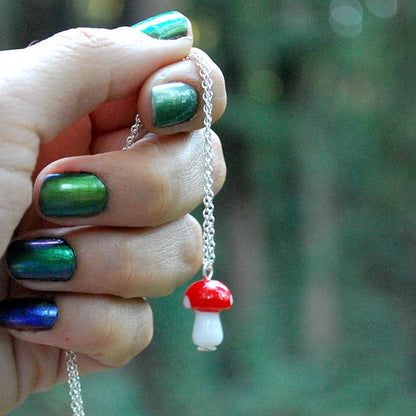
[365, 0, 398, 18]
[330, 0, 363, 37]
[73, 0, 125, 25]
[191, 16, 219, 52]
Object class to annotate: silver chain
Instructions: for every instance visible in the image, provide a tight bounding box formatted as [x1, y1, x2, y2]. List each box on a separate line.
[65, 52, 216, 415]
[186, 53, 216, 280]
[123, 113, 143, 150]
[65, 351, 85, 416]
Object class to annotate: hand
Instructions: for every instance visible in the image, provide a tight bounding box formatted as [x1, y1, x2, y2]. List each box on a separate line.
[0, 12, 226, 414]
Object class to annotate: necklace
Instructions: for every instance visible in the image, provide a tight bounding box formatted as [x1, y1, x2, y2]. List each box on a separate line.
[65, 53, 232, 415]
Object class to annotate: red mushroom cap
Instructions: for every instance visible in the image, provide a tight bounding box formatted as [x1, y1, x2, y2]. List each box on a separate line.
[184, 279, 233, 312]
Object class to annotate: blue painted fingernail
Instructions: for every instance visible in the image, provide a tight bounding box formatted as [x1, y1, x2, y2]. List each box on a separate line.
[0, 298, 58, 331]
[132, 11, 188, 40]
[6, 238, 76, 282]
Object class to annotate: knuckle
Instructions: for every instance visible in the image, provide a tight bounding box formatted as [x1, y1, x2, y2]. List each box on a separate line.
[113, 302, 153, 368]
[131, 301, 154, 353]
[152, 216, 202, 297]
[54, 27, 112, 51]
[178, 215, 203, 283]
[144, 169, 172, 225]
[113, 238, 139, 298]
[211, 131, 227, 194]
[93, 311, 121, 356]
[137, 142, 173, 225]
[91, 300, 153, 368]
[155, 277, 182, 298]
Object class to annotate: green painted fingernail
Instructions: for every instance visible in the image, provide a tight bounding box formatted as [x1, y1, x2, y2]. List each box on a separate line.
[152, 82, 198, 128]
[132, 11, 188, 40]
[6, 238, 76, 281]
[39, 173, 108, 218]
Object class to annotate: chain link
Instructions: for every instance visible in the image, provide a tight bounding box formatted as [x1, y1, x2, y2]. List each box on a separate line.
[65, 350, 85, 416]
[123, 114, 143, 150]
[186, 53, 216, 280]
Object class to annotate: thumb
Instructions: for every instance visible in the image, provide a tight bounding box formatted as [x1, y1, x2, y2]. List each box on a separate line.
[2, 12, 193, 143]
[0, 12, 192, 255]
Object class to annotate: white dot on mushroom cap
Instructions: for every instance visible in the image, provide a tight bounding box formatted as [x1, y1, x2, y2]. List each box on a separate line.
[183, 295, 191, 309]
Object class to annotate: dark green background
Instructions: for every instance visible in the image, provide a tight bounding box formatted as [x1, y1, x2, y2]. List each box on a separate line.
[3, 0, 416, 415]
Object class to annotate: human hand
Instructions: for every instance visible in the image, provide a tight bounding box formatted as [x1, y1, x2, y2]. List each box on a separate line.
[0, 12, 226, 414]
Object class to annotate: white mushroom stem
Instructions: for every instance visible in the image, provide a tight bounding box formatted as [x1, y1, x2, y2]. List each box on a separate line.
[191, 311, 224, 351]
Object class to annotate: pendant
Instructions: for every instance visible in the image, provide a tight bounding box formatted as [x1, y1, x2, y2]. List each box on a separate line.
[184, 279, 233, 351]
[182, 54, 233, 352]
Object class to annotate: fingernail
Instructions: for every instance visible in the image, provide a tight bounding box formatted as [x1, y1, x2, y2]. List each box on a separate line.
[6, 238, 76, 281]
[0, 298, 58, 331]
[39, 173, 108, 218]
[132, 11, 188, 40]
[152, 82, 198, 127]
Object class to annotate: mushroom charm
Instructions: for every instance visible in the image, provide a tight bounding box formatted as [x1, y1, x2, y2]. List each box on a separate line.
[184, 279, 233, 351]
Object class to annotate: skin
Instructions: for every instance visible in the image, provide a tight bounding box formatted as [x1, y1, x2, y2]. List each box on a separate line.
[0, 20, 226, 414]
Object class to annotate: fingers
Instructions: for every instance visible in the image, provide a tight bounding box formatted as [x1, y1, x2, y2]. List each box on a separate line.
[0, 12, 193, 257]
[33, 129, 226, 227]
[0, 12, 193, 144]
[89, 49, 226, 149]
[138, 48, 226, 134]
[6, 295, 153, 368]
[7, 216, 202, 298]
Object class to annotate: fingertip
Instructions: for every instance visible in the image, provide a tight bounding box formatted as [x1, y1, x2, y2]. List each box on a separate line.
[137, 50, 227, 134]
[9, 295, 153, 368]
[132, 11, 193, 41]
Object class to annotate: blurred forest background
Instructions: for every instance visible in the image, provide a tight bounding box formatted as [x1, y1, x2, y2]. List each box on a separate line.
[2, 0, 416, 415]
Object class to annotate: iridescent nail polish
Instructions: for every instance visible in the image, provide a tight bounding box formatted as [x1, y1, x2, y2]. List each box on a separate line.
[132, 11, 188, 40]
[0, 298, 58, 331]
[152, 82, 198, 127]
[6, 238, 76, 281]
[39, 173, 108, 218]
